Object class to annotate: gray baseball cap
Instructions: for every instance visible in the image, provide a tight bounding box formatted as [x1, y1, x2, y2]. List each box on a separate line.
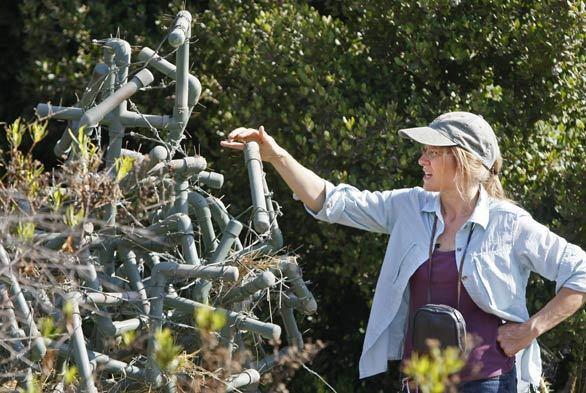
[398, 111, 500, 169]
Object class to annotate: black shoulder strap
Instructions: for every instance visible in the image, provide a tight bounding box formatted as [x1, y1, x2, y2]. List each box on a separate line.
[427, 215, 475, 307]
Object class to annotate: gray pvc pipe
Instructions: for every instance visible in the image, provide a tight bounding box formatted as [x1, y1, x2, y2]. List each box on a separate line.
[54, 63, 109, 157]
[146, 286, 165, 383]
[84, 292, 143, 305]
[152, 262, 239, 282]
[174, 179, 189, 215]
[0, 244, 46, 361]
[78, 247, 100, 291]
[168, 11, 191, 47]
[149, 145, 168, 162]
[171, 14, 190, 144]
[145, 260, 239, 384]
[105, 120, 125, 174]
[219, 323, 236, 369]
[163, 295, 280, 341]
[66, 293, 98, 393]
[221, 271, 276, 305]
[191, 278, 212, 305]
[88, 352, 145, 379]
[244, 142, 270, 233]
[95, 318, 141, 336]
[207, 196, 230, 229]
[36, 104, 172, 130]
[253, 346, 296, 374]
[208, 220, 243, 264]
[275, 257, 317, 315]
[191, 219, 243, 303]
[104, 38, 131, 87]
[119, 146, 167, 180]
[78, 248, 121, 348]
[238, 177, 284, 256]
[187, 192, 217, 255]
[279, 293, 307, 314]
[79, 249, 140, 342]
[197, 171, 224, 189]
[36, 104, 83, 120]
[263, 174, 284, 251]
[79, 69, 154, 129]
[207, 197, 243, 251]
[148, 213, 200, 265]
[118, 111, 172, 128]
[118, 147, 168, 175]
[137, 47, 201, 110]
[120, 249, 150, 314]
[102, 44, 116, 98]
[148, 260, 239, 320]
[225, 369, 261, 392]
[83, 63, 110, 109]
[149, 157, 207, 220]
[0, 286, 34, 393]
[280, 306, 303, 349]
[49, 340, 146, 381]
[0, 284, 27, 353]
[148, 156, 207, 178]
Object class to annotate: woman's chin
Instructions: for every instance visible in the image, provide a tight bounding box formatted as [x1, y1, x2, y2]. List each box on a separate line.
[422, 182, 439, 192]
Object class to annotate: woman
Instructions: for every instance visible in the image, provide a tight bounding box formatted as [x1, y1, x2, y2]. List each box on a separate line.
[221, 112, 586, 392]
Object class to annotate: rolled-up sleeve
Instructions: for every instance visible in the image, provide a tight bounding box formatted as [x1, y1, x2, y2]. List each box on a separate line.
[515, 215, 586, 293]
[301, 181, 406, 234]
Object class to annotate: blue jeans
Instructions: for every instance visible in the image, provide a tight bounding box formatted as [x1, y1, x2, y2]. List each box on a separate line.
[401, 367, 517, 393]
[457, 367, 517, 393]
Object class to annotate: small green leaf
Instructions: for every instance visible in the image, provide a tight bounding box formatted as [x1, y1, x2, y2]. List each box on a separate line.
[154, 328, 182, 373]
[51, 188, 66, 212]
[63, 365, 78, 385]
[63, 205, 85, 228]
[194, 307, 227, 332]
[115, 156, 136, 182]
[16, 222, 35, 243]
[62, 301, 74, 323]
[30, 122, 48, 144]
[39, 316, 62, 339]
[121, 330, 136, 348]
[7, 117, 25, 149]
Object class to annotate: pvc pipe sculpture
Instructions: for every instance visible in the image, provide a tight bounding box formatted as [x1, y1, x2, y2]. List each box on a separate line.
[0, 9, 320, 393]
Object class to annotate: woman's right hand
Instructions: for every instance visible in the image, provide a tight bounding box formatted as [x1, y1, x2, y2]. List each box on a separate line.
[222, 126, 326, 212]
[220, 126, 284, 163]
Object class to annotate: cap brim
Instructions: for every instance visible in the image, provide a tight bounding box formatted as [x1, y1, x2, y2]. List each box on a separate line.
[398, 126, 456, 147]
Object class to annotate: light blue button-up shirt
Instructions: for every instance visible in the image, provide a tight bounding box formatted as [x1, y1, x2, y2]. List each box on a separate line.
[305, 181, 586, 392]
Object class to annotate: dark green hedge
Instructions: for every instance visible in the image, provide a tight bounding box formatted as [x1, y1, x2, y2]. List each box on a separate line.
[5, 0, 585, 391]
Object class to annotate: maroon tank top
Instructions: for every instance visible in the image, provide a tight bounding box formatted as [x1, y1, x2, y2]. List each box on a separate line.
[403, 249, 515, 381]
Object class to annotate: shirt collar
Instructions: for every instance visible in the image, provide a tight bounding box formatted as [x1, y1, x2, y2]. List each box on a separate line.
[420, 185, 490, 230]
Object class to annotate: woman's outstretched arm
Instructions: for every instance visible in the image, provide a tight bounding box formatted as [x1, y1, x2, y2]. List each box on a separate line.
[221, 126, 326, 212]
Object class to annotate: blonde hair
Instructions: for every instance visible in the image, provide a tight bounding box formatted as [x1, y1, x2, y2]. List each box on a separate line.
[449, 146, 509, 200]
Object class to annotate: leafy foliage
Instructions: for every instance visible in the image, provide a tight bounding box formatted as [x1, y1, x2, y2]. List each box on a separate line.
[154, 328, 183, 373]
[403, 344, 464, 393]
[194, 307, 228, 332]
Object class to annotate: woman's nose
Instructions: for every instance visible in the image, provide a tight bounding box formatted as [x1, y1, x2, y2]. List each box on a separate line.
[418, 154, 429, 167]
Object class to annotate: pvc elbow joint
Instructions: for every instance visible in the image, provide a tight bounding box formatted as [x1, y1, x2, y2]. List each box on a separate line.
[105, 38, 131, 68]
[137, 47, 202, 108]
[167, 11, 192, 47]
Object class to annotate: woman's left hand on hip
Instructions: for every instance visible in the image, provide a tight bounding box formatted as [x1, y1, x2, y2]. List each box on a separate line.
[496, 322, 536, 357]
